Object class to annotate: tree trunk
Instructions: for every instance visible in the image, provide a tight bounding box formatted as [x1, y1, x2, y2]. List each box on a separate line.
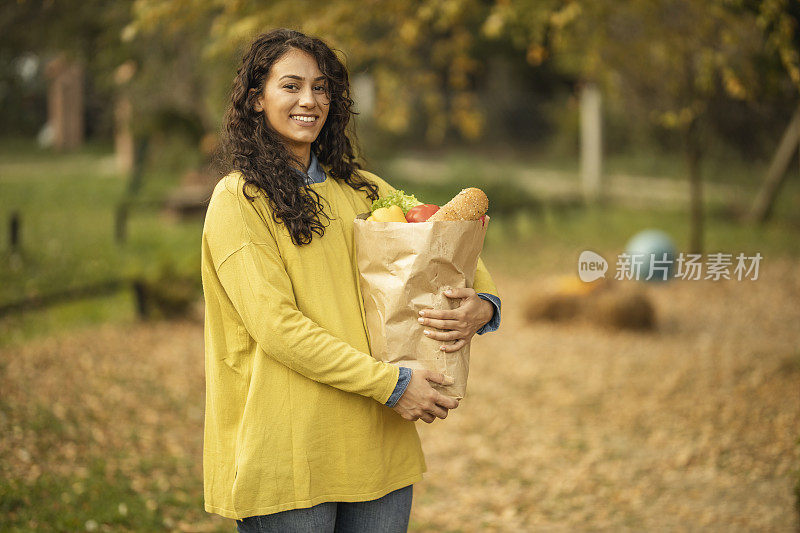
[750, 104, 800, 222]
[45, 55, 84, 150]
[113, 61, 137, 175]
[686, 123, 704, 254]
[580, 82, 603, 204]
[114, 95, 134, 174]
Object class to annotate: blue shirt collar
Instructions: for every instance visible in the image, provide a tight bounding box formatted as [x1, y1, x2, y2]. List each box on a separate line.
[304, 152, 327, 185]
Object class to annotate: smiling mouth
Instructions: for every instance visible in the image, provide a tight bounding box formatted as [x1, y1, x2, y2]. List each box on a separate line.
[290, 115, 319, 124]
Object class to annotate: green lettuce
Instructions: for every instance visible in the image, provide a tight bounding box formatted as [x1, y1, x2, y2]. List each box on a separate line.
[370, 190, 422, 214]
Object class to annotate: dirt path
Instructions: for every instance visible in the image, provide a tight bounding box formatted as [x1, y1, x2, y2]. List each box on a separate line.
[1, 261, 798, 531]
[415, 260, 800, 531]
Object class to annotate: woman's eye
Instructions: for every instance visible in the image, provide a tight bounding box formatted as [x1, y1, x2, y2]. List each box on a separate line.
[314, 85, 326, 92]
[284, 84, 298, 90]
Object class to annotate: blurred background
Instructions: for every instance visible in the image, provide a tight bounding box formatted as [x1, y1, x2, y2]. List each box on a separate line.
[1, 0, 799, 531]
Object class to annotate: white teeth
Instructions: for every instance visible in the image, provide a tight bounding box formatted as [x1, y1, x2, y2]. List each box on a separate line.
[291, 115, 316, 122]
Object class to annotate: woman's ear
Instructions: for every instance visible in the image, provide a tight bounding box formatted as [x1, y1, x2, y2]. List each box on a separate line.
[249, 88, 263, 113]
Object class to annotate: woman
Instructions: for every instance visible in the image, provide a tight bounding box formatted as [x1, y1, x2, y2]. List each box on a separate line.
[201, 29, 501, 532]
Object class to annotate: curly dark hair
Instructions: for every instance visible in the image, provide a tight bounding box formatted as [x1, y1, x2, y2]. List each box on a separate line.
[220, 28, 379, 245]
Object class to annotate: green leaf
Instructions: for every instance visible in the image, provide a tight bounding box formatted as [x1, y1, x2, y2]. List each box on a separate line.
[370, 190, 422, 214]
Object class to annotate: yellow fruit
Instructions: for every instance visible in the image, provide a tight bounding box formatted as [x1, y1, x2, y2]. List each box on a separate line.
[371, 205, 408, 222]
[366, 215, 375, 221]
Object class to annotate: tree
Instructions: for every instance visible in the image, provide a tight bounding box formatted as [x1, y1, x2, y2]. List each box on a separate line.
[0, 0, 134, 140]
[126, 0, 495, 143]
[0, 0, 225, 142]
[485, 0, 799, 252]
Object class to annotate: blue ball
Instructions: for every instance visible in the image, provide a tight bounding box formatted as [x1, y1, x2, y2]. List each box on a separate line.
[624, 229, 676, 282]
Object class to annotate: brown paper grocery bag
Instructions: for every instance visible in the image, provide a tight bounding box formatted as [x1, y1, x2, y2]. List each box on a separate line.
[353, 214, 489, 399]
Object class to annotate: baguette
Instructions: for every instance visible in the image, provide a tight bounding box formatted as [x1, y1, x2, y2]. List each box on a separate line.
[427, 187, 488, 221]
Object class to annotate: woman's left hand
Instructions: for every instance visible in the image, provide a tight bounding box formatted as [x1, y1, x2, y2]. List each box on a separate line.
[418, 288, 495, 353]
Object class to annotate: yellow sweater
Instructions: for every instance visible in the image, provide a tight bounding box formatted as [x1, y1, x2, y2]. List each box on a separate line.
[201, 168, 498, 519]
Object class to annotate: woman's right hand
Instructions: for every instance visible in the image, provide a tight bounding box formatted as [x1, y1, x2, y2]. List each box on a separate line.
[392, 370, 459, 423]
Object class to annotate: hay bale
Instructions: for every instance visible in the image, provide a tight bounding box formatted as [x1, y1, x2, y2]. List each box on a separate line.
[522, 276, 656, 331]
[591, 289, 656, 331]
[523, 292, 582, 322]
[523, 276, 609, 323]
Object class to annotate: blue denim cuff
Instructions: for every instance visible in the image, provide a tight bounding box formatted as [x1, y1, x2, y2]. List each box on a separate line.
[385, 367, 413, 407]
[476, 293, 501, 335]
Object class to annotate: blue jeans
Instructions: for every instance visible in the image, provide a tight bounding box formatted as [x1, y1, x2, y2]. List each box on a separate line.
[236, 485, 413, 533]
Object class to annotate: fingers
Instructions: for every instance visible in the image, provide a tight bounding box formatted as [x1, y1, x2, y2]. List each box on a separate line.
[444, 287, 476, 299]
[423, 372, 460, 410]
[419, 308, 460, 320]
[401, 406, 450, 423]
[441, 338, 467, 353]
[393, 372, 460, 423]
[423, 328, 463, 341]
[419, 316, 463, 330]
[415, 400, 455, 423]
[419, 288, 477, 321]
[435, 393, 459, 410]
[428, 403, 449, 420]
[423, 371, 455, 386]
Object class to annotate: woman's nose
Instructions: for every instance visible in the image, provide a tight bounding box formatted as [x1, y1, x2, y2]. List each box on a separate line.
[299, 87, 316, 108]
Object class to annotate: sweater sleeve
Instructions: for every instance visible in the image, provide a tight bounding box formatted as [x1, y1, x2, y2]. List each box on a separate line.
[473, 256, 501, 334]
[206, 181, 399, 404]
[473, 256, 498, 296]
[215, 245, 399, 403]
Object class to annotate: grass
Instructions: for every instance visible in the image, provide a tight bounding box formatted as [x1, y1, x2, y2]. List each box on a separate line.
[2, 137, 799, 346]
[367, 138, 780, 185]
[0, 458, 168, 532]
[374, 163, 799, 278]
[0, 321, 226, 532]
[0, 138, 203, 346]
[480, 204, 799, 277]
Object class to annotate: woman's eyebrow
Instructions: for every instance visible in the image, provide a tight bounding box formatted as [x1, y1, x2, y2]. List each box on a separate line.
[279, 75, 327, 81]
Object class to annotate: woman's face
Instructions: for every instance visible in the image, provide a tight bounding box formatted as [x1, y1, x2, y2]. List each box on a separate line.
[255, 48, 330, 160]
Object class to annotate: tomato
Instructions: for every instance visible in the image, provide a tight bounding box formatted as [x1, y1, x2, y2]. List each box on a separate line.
[405, 204, 440, 223]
